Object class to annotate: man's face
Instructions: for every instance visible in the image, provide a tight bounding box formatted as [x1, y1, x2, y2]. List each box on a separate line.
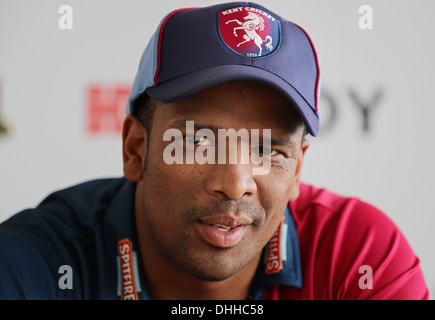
[133, 81, 308, 282]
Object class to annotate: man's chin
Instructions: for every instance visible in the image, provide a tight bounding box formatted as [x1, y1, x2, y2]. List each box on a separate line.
[175, 247, 257, 283]
[184, 264, 241, 282]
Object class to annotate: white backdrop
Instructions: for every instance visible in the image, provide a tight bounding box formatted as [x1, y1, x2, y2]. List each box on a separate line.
[1, 0, 434, 299]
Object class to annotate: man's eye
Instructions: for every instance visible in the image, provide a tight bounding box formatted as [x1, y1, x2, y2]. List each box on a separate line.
[255, 146, 279, 156]
[185, 135, 210, 146]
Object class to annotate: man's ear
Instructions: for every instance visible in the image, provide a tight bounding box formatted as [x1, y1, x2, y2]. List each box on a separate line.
[289, 137, 310, 201]
[122, 115, 147, 182]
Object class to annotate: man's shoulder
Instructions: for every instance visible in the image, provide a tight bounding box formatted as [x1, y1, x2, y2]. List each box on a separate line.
[288, 182, 429, 299]
[0, 177, 131, 299]
[292, 182, 403, 255]
[2, 177, 127, 230]
[38, 177, 128, 217]
[293, 182, 392, 229]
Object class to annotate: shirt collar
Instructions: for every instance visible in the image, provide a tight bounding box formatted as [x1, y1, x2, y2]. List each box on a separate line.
[103, 179, 147, 300]
[249, 205, 303, 299]
[106, 179, 302, 300]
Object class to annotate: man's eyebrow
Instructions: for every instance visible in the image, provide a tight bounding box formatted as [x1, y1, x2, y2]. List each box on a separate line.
[167, 120, 219, 132]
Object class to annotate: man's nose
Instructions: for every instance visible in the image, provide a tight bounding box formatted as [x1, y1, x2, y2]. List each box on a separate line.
[206, 162, 257, 200]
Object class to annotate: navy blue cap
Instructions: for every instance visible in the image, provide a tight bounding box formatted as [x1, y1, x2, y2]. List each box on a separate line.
[127, 2, 321, 136]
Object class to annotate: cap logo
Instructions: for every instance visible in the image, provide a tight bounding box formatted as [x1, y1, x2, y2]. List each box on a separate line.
[218, 6, 280, 57]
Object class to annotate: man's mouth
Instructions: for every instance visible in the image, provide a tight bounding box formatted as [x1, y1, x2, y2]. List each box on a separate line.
[209, 224, 235, 232]
[197, 215, 252, 248]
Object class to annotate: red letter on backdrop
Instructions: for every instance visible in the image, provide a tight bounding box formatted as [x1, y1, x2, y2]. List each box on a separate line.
[87, 85, 130, 133]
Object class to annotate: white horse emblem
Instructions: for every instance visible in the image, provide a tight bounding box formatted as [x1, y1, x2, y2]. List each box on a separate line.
[225, 12, 273, 56]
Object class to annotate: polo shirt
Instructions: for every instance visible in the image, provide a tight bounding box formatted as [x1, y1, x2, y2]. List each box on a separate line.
[0, 178, 429, 299]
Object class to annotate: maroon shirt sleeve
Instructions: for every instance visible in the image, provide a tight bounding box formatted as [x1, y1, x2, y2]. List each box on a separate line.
[264, 183, 429, 300]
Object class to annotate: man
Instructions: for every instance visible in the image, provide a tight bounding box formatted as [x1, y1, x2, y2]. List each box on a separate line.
[0, 2, 429, 300]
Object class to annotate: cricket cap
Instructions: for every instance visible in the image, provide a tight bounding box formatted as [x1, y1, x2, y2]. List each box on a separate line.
[127, 2, 321, 136]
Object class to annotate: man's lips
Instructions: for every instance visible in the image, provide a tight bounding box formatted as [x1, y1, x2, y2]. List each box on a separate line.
[199, 215, 252, 228]
[196, 215, 252, 248]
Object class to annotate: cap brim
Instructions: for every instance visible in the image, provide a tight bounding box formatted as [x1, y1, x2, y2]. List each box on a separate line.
[145, 65, 319, 136]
